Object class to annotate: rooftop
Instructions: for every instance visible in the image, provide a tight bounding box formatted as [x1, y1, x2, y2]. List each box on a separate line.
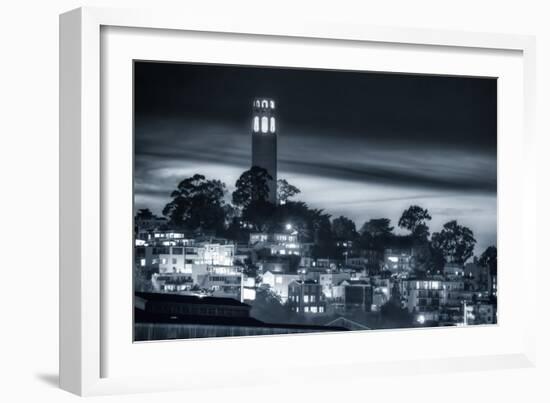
[135, 292, 248, 307]
[135, 308, 348, 332]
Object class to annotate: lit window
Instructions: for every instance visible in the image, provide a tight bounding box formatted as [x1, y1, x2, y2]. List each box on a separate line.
[304, 307, 310, 313]
[161, 258, 167, 265]
[270, 100, 275, 109]
[261, 116, 268, 133]
[304, 295, 309, 303]
[275, 276, 283, 284]
[319, 306, 324, 313]
[262, 100, 268, 108]
[270, 117, 276, 133]
[140, 259, 146, 267]
[253, 116, 259, 132]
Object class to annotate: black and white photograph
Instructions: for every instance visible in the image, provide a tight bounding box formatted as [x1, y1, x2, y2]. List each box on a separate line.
[133, 61, 498, 341]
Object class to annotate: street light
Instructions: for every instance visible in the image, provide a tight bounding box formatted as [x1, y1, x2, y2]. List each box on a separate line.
[285, 223, 292, 230]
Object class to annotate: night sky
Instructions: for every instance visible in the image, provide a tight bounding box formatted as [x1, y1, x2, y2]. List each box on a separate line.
[134, 61, 497, 256]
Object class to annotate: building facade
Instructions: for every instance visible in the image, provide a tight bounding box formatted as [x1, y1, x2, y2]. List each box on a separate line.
[288, 280, 326, 314]
[383, 248, 413, 273]
[158, 242, 235, 275]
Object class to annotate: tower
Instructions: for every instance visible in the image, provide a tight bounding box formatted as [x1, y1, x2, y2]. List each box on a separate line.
[251, 98, 277, 204]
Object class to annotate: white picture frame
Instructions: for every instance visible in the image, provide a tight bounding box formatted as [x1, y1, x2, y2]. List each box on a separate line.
[59, 6, 537, 396]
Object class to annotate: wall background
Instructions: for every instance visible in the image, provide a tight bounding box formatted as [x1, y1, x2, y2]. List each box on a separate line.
[0, 0, 547, 401]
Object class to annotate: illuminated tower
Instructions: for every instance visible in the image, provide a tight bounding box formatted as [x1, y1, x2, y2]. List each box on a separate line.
[251, 98, 277, 204]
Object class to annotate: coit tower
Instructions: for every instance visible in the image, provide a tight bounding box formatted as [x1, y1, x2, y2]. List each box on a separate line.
[251, 98, 277, 204]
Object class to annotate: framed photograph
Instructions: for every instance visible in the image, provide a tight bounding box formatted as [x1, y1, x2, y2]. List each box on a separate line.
[60, 7, 537, 396]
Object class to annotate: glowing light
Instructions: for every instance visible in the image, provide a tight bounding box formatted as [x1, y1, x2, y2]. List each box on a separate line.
[261, 116, 268, 133]
[417, 315, 426, 324]
[388, 256, 399, 263]
[286, 223, 292, 230]
[253, 116, 259, 132]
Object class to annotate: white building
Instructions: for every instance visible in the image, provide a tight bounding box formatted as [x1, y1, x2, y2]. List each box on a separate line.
[249, 232, 301, 256]
[158, 243, 235, 274]
[318, 272, 351, 299]
[197, 272, 242, 300]
[404, 279, 443, 313]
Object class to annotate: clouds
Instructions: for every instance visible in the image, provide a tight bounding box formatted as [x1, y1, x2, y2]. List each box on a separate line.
[135, 116, 496, 193]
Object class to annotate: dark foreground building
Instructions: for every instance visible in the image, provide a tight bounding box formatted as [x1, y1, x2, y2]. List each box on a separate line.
[134, 292, 347, 340]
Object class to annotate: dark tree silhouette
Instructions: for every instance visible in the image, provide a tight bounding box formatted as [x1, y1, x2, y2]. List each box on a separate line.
[431, 220, 476, 264]
[232, 166, 272, 209]
[242, 200, 277, 232]
[379, 300, 413, 328]
[398, 205, 432, 240]
[162, 174, 227, 233]
[250, 287, 297, 324]
[136, 208, 155, 219]
[360, 218, 394, 238]
[332, 216, 358, 240]
[277, 179, 301, 205]
[479, 246, 497, 275]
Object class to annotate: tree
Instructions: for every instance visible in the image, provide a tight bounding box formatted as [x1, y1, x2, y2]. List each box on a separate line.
[134, 265, 155, 292]
[411, 223, 430, 240]
[332, 216, 357, 240]
[162, 174, 227, 233]
[136, 208, 155, 219]
[232, 166, 272, 209]
[277, 179, 301, 205]
[235, 257, 259, 279]
[431, 220, 476, 264]
[479, 246, 497, 275]
[250, 287, 297, 324]
[379, 300, 413, 328]
[398, 205, 432, 239]
[426, 245, 446, 274]
[270, 201, 312, 238]
[309, 209, 333, 246]
[360, 218, 394, 238]
[242, 200, 276, 232]
[266, 200, 332, 245]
